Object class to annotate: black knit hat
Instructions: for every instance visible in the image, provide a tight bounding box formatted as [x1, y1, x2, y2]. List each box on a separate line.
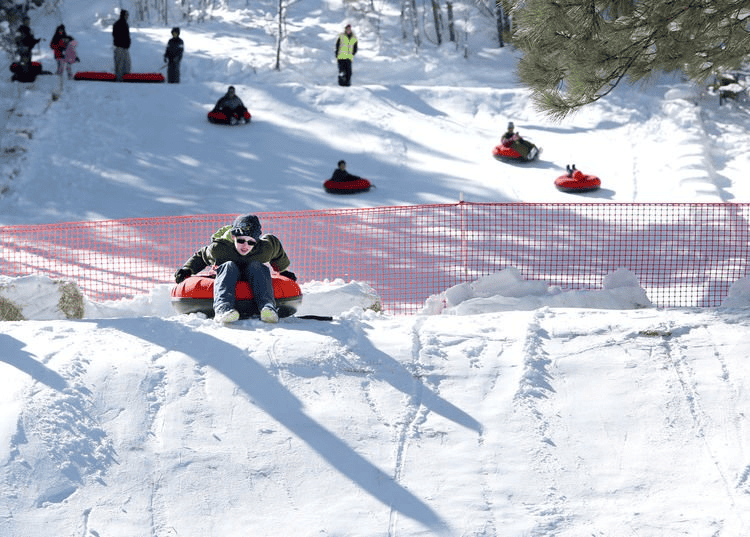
[231, 214, 262, 239]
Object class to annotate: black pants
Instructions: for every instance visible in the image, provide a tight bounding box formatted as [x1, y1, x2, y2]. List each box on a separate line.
[167, 60, 180, 83]
[220, 106, 248, 123]
[337, 59, 352, 86]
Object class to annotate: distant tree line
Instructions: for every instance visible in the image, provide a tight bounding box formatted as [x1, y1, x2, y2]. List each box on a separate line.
[129, 0, 218, 24]
[1, 0, 512, 64]
[6, 0, 744, 120]
[399, 0, 513, 54]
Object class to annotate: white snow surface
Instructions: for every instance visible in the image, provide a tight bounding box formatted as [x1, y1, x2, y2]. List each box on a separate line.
[1, 1, 750, 536]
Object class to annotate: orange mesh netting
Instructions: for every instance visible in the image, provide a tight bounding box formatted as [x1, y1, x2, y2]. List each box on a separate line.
[2, 202, 749, 313]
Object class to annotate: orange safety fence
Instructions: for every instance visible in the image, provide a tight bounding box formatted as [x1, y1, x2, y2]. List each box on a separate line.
[1, 202, 749, 313]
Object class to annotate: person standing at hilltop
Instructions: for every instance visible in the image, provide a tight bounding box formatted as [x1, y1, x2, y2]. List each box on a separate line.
[335, 24, 357, 86]
[112, 9, 131, 82]
[163, 27, 184, 83]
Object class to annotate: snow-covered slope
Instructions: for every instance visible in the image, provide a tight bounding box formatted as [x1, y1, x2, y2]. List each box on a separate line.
[2, 0, 750, 225]
[2, 1, 750, 535]
[2, 278, 750, 536]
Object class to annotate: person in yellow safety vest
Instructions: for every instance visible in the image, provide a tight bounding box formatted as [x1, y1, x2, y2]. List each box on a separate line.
[335, 24, 358, 86]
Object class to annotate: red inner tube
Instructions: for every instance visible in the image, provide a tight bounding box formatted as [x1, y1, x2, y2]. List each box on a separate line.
[207, 110, 252, 124]
[324, 178, 371, 194]
[492, 144, 523, 160]
[171, 272, 302, 317]
[555, 170, 601, 192]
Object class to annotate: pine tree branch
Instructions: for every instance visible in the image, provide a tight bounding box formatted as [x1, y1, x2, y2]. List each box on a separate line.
[513, 0, 750, 118]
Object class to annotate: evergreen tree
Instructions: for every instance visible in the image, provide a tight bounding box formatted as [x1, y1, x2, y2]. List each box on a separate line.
[513, 0, 750, 119]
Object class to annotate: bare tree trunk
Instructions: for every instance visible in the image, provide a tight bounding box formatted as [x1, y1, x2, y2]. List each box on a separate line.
[132, 0, 148, 22]
[446, 2, 455, 43]
[400, 2, 408, 40]
[274, 0, 284, 70]
[410, 0, 420, 47]
[463, 6, 469, 58]
[157, 0, 168, 24]
[399, 0, 420, 48]
[495, 0, 510, 48]
[431, 0, 442, 46]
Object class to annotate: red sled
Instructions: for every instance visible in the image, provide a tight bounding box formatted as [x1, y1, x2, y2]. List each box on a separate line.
[171, 269, 302, 318]
[492, 143, 540, 162]
[555, 165, 601, 193]
[123, 72, 165, 83]
[74, 72, 165, 83]
[324, 178, 372, 194]
[74, 71, 116, 81]
[207, 110, 251, 125]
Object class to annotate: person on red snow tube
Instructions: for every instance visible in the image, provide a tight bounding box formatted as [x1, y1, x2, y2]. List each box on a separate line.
[173, 214, 296, 324]
[210, 85, 250, 124]
[324, 160, 372, 193]
[500, 121, 539, 161]
[555, 164, 601, 192]
[330, 160, 362, 182]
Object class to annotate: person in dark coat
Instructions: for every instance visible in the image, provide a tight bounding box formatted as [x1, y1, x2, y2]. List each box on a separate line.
[12, 17, 40, 81]
[163, 27, 184, 83]
[173, 214, 296, 324]
[330, 160, 362, 182]
[212, 86, 249, 124]
[500, 121, 538, 160]
[16, 17, 34, 42]
[15, 17, 39, 66]
[112, 9, 131, 81]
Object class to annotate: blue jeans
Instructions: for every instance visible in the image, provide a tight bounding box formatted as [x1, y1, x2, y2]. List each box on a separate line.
[214, 261, 276, 315]
[114, 47, 131, 81]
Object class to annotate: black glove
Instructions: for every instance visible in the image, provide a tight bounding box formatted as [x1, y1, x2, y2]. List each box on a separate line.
[174, 268, 192, 284]
[280, 270, 297, 281]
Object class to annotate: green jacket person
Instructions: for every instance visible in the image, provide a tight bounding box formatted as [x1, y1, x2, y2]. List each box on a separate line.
[174, 214, 295, 324]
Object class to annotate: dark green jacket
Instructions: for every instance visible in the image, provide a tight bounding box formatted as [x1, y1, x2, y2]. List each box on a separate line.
[182, 225, 290, 275]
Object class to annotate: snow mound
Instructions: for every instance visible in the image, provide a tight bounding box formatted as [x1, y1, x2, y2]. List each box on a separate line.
[0, 275, 382, 320]
[295, 279, 382, 317]
[421, 267, 653, 315]
[5, 267, 750, 322]
[720, 276, 750, 308]
[0, 275, 84, 320]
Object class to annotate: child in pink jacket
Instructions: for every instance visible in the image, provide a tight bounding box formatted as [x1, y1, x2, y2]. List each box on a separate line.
[62, 37, 78, 79]
[50, 24, 78, 79]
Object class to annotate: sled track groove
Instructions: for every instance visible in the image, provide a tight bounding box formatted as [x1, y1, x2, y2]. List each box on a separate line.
[661, 327, 742, 514]
[264, 337, 306, 511]
[512, 310, 574, 535]
[387, 317, 429, 536]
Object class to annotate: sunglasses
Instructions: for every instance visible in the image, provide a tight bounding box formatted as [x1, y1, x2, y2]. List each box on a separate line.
[234, 238, 255, 244]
